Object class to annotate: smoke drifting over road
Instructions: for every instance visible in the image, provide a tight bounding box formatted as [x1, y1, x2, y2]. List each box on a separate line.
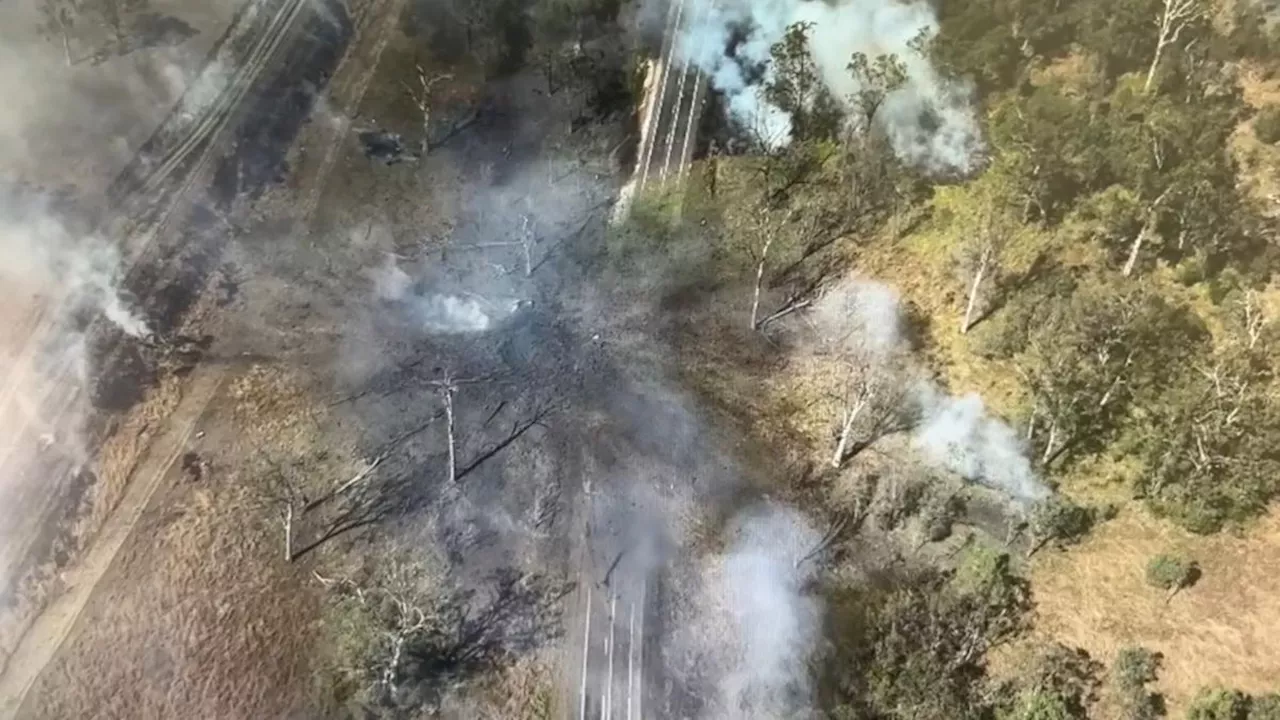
[677, 0, 981, 170]
[668, 503, 821, 720]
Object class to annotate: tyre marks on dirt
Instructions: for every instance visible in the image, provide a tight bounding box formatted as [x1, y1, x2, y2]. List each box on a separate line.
[0, 367, 227, 720]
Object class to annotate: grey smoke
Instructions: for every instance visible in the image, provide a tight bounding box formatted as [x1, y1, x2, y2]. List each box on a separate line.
[677, 0, 981, 170]
[675, 503, 821, 720]
[0, 201, 150, 339]
[913, 386, 1049, 502]
[370, 256, 523, 334]
[808, 276, 1048, 501]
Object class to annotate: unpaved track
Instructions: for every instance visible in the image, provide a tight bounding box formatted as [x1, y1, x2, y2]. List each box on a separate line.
[294, 0, 411, 226]
[0, 0, 306, 586]
[0, 0, 351, 709]
[0, 367, 227, 720]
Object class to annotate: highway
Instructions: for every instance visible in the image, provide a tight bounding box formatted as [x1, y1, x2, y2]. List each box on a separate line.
[620, 0, 713, 216]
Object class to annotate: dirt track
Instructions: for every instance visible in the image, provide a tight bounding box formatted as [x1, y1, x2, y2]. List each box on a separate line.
[0, 0, 358, 710]
[0, 368, 226, 720]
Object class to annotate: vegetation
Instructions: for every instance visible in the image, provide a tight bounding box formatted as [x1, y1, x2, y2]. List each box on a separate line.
[1255, 105, 1280, 145]
[1112, 647, 1166, 719]
[1186, 687, 1250, 720]
[668, 0, 1280, 714]
[1144, 554, 1200, 600]
[726, 0, 1280, 538]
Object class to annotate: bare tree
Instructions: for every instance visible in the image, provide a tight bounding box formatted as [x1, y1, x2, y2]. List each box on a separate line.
[426, 371, 493, 484]
[828, 343, 911, 468]
[316, 559, 446, 705]
[1122, 187, 1172, 277]
[1144, 0, 1205, 93]
[750, 234, 775, 330]
[811, 281, 914, 469]
[960, 196, 1013, 334]
[256, 456, 310, 562]
[316, 560, 569, 712]
[404, 65, 454, 158]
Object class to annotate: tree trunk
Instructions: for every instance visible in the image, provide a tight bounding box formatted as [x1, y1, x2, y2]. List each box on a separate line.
[961, 247, 991, 334]
[1122, 228, 1145, 277]
[1144, 40, 1166, 94]
[750, 237, 774, 330]
[443, 387, 456, 483]
[831, 401, 864, 468]
[283, 503, 293, 562]
[1040, 420, 1058, 466]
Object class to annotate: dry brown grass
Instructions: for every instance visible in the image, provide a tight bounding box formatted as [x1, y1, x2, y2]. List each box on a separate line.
[1028, 508, 1280, 714]
[17, 363, 354, 719]
[0, 371, 181, 676]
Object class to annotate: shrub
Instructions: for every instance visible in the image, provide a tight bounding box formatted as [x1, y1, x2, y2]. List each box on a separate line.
[1252, 694, 1280, 720]
[1186, 687, 1249, 720]
[1144, 554, 1200, 599]
[1254, 105, 1280, 145]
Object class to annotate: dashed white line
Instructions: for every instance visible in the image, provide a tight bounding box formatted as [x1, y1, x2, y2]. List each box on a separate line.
[627, 600, 636, 720]
[604, 591, 616, 720]
[580, 584, 592, 720]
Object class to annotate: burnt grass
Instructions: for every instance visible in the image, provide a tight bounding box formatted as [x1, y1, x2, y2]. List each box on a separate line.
[3, 0, 353, 669]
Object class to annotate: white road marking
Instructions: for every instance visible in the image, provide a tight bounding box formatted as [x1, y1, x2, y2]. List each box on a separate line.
[580, 584, 592, 720]
[639, 0, 684, 192]
[627, 601, 636, 720]
[636, 578, 645, 720]
[604, 591, 617, 720]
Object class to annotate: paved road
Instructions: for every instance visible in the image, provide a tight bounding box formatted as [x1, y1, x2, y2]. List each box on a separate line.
[632, 0, 712, 193]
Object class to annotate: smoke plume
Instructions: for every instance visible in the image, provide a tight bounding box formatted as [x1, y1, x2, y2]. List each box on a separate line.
[0, 194, 150, 340]
[913, 387, 1049, 502]
[677, 0, 980, 170]
[809, 276, 1048, 501]
[369, 256, 525, 335]
[671, 503, 821, 720]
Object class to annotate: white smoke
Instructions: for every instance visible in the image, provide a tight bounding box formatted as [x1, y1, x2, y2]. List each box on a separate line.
[370, 256, 522, 335]
[0, 200, 151, 339]
[808, 276, 1048, 501]
[674, 503, 821, 720]
[913, 387, 1048, 502]
[677, 0, 980, 170]
[810, 276, 902, 356]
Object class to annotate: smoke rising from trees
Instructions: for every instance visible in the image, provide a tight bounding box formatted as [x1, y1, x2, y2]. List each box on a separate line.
[811, 276, 1048, 501]
[677, 0, 981, 170]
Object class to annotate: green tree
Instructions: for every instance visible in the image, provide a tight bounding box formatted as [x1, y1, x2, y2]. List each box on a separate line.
[987, 84, 1110, 224]
[1144, 554, 1200, 601]
[1086, 76, 1244, 276]
[1075, 0, 1163, 81]
[1186, 687, 1250, 720]
[823, 550, 1032, 720]
[1015, 276, 1207, 468]
[1112, 646, 1165, 719]
[846, 51, 908, 132]
[929, 0, 1080, 93]
[1027, 496, 1097, 556]
[997, 644, 1102, 720]
[1133, 339, 1280, 533]
[764, 22, 844, 143]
